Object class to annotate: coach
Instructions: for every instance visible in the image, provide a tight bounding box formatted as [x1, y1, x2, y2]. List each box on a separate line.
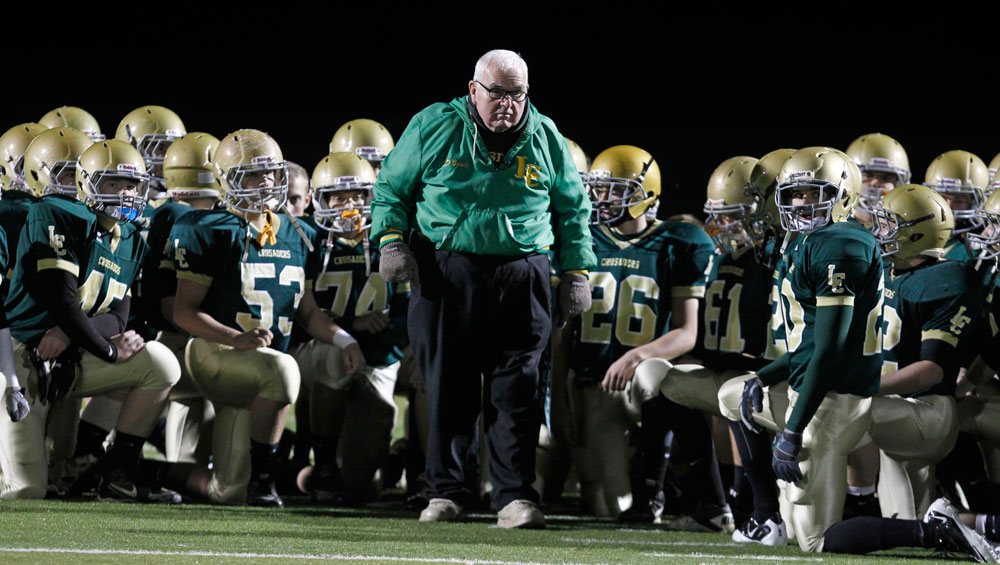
[371, 49, 596, 528]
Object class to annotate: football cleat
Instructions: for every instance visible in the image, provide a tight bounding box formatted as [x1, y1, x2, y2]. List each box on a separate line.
[666, 503, 735, 534]
[732, 513, 788, 546]
[308, 466, 351, 506]
[618, 490, 665, 524]
[924, 497, 998, 563]
[247, 477, 285, 508]
[97, 466, 181, 504]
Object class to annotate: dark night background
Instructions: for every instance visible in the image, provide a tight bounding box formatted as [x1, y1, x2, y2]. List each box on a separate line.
[10, 18, 996, 218]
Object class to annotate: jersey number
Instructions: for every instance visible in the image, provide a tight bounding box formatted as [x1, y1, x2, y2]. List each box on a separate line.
[314, 272, 389, 317]
[580, 272, 660, 347]
[703, 280, 745, 353]
[78, 271, 129, 316]
[236, 264, 306, 336]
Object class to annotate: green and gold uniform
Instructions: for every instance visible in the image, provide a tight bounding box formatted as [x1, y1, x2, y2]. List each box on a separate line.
[0, 196, 179, 499]
[872, 259, 980, 519]
[0, 190, 36, 282]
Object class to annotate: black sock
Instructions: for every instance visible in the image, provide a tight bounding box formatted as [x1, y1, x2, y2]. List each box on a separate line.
[637, 395, 671, 493]
[74, 421, 110, 458]
[312, 434, 338, 470]
[138, 459, 170, 484]
[250, 440, 278, 482]
[984, 514, 1000, 543]
[729, 420, 779, 523]
[824, 517, 929, 554]
[106, 430, 145, 470]
[719, 463, 735, 495]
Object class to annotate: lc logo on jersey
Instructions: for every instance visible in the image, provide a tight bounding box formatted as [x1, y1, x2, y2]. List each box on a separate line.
[827, 264, 846, 294]
[48, 226, 66, 257]
[515, 157, 542, 188]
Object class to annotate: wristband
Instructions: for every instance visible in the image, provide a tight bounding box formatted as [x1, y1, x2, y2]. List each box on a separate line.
[332, 329, 358, 349]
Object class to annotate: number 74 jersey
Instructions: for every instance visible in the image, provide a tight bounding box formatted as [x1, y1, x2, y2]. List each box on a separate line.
[169, 210, 318, 354]
[570, 220, 715, 387]
[774, 220, 883, 396]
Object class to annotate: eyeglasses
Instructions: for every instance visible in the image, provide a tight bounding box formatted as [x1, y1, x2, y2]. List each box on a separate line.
[474, 80, 527, 102]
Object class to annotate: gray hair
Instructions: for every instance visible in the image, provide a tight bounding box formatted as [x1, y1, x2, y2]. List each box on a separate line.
[473, 49, 528, 84]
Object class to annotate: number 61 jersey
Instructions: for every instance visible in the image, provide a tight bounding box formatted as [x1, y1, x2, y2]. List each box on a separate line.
[6, 196, 147, 347]
[169, 210, 317, 354]
[571, 220, 714, 387]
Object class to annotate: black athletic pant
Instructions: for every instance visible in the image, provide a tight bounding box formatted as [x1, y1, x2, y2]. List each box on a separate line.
[409, 236, 551, 510]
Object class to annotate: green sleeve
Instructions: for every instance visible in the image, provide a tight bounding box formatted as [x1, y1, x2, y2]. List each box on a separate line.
[549, 133, 596, 272]
[370, 113, 424, 244]
[756, 352, 790, 386]
[785, 304, 853, 433]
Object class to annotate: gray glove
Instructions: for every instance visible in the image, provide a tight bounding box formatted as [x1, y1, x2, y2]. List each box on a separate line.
[5, 387, 29, 422]
[556, 272, 592, 326]
[379, 241, 419, 283]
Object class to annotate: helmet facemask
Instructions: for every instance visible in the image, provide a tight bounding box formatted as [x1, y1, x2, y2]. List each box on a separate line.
[223, 156, 289, 214]
[587, 159, 654, 227]
[966, 209, 1000, 260]
[80, 163, 151, 222]
[870, 206, 935, 258]
[37, 159, 79, 197]
[929, 180, 984, 235]
[314, 176, 373, 234]
[776, 178, 845, 233]
[704, 199, 755, 254]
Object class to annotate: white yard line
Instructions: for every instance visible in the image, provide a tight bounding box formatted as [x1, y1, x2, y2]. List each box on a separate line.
[644, 552, 823, 562]
[563, 538, 737, 547]
[0, 547, 606, 565]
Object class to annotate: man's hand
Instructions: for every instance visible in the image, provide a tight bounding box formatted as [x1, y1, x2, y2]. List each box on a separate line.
[771, 429, 804, 483]
[35, 326, 72, 360]
[110, 331, 145, 362]
[29, 349, 80, 405]
[342, 342, 367, 375]
[5, 387, 30, 422]
[555, 272, 591, 327]
[601, 349, 643, 392]
[379, 241, 419, 283]
[739, 377, 765, 433]
[232, 328, 272, 351]
[353, 311, 390, 334]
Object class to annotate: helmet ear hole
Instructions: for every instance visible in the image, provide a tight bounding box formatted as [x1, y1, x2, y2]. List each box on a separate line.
[30, 170, 38, 182]
[909, 233, 923, 243]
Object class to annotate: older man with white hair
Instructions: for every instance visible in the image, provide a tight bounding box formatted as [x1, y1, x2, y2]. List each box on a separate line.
[371, 49, 596, 528]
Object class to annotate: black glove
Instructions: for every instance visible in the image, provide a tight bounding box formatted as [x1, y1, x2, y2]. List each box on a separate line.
[556, 272, 591, 326]
[29, 350, 80, 405]
[4, 387, 29, 422]
[771, 429, 804, 483]
[379, 241, 419, 283]
[739, 377, 764, 433]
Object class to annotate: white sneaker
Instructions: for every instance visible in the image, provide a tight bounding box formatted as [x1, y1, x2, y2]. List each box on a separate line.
[732, 514, 788, 546]
[924, 497, 998, 563]
[419, 498, 462, 522]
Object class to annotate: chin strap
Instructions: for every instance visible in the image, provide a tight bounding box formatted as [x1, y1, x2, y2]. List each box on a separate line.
[256, 210, 278, 246]
[282, 203, 315, 252]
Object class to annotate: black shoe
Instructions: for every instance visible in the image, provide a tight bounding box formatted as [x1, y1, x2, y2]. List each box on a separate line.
[618, 490, 665, 524]
[98, 466, 181, 504]
[842, 493, 881, 520]
[247, 477, 284, 508]
[308, 466, 351, 505]
[925, 499, 998, 562]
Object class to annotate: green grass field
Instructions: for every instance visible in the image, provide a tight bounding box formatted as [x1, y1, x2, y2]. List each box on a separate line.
[0, 498, 972, 564]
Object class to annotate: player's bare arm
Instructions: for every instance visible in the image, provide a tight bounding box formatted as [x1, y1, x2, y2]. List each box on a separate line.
[294, 285, 366, 374]
[174, 277, 272, 350]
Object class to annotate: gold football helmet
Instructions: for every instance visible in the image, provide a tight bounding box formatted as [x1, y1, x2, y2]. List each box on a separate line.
[969, 189, 1000, 261]
[40, 106, 104, 142]
[775, 147, 862, 232]
[311, 152, 377, 233]
[163, 132, 221, 199]
[923, 150, 988, 234]
[329, 119, 394, 168]
[115, 105, 186, 188]
[213, 129, 287, 213]
[845, 133, 911, 211]
[564, 137, 590, 175]
[704, 156, 757, 254]
[0, 123, 49, 191]
[76, 140, 150, 222]
[586, 145, 661, 226]
[871, 185, 953, 261]
[22, 127, 94, 198]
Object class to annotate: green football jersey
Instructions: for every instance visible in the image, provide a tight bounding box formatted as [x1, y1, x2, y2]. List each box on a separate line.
[572, 220, 714, 387]
[0, 190, 36, 279]
[6, 197, 147, 347]
[698, 244, 785, 372]
[775, 221, 883, 396]
[308, 229, 409, 366]
[170, 210, 318, 354]
[139, 200, 202, 333]
[977, 270, 1000, 372]
[942, 236, 972, 263]
[881, 260, 980, 397]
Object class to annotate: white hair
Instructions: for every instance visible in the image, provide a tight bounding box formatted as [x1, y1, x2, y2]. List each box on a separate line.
[474, 49, 528, 84]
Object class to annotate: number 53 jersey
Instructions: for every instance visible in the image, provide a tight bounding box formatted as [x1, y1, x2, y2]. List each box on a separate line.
[571, 220, 715, 387]
[776, 220, 883, 396]
[169, 210, 318, 354]
[6, 196, 147, 347]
